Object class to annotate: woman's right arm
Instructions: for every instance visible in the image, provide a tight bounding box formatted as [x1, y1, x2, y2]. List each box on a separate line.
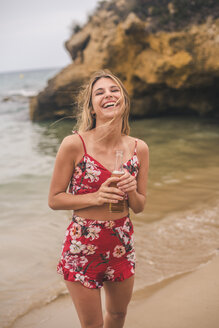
[48, 136, 124, 211]
[48, 135, 94, 210]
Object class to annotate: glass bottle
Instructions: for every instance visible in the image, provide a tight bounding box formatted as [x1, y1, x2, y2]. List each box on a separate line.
[109, 150, 125, 213]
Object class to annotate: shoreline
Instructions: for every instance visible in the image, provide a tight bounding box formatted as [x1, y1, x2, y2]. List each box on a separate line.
[11, 254, 219, 328]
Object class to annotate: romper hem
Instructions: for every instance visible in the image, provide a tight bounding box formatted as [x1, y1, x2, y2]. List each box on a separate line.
[57, 265, 135, 289]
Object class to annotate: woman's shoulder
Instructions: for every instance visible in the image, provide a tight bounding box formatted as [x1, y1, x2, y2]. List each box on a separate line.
[125, 135, 149, 153]
[59, 132, 83, 154]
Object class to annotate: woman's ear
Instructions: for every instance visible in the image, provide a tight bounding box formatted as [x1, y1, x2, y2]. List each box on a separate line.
[90, 106, 96, 116]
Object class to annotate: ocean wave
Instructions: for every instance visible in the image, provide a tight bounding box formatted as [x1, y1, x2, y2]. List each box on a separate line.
[133, 251, 219, 300]
[8, 89, 38, 97]
[1, 281, 67, 328]
[1, 89, 38, 102]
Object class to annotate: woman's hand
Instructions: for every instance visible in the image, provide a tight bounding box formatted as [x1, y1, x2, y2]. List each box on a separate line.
[93, 176, 125, 206]
[117, 170, 137, 194]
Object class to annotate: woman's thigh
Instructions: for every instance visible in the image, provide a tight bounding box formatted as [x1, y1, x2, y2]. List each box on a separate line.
[65, 280, 103, 327]
[103, 275, 135, 313]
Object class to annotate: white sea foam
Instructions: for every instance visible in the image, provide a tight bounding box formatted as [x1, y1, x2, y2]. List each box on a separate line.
[8, 88, 38, 97]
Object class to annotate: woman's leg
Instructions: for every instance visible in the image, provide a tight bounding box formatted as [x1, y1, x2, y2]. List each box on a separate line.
[65, 280, 103, 328]
[103, 275, 134, 328]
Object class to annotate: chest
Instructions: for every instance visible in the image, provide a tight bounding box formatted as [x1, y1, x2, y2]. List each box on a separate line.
[74, 154, 139, 183]
[69, 154, 139, 195]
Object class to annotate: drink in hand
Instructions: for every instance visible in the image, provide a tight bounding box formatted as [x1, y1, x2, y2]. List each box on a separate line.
[109, 151, 125, 213]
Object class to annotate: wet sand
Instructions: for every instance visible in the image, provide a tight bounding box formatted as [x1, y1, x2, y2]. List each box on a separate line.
[11, 254, 219, 328]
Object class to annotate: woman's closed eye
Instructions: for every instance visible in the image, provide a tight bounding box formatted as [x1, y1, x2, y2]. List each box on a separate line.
[95, 89, 120, 96]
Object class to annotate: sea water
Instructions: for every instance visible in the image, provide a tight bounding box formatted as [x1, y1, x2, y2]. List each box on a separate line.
[0, 68, 219, 328]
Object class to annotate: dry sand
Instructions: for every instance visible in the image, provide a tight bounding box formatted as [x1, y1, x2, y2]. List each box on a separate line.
[12, 254, 219, 328]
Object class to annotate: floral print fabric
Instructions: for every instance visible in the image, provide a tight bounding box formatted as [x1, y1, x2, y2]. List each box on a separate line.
[57, 215, 135, 289]
[68, 130, 139, 196]
[68, 153, 139, 196]
[68, 154, 110, 195]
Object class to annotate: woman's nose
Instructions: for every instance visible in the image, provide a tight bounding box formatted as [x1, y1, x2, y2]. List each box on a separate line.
[105, 90, 113, 98]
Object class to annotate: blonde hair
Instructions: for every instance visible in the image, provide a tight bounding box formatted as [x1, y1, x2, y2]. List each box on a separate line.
[75, 69, 130, 135]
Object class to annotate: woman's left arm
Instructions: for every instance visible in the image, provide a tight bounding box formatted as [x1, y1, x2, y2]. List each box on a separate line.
[117, 140, 149, 213]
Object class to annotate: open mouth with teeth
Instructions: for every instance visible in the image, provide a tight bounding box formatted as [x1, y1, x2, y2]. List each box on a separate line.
[102, 102, 117, 108]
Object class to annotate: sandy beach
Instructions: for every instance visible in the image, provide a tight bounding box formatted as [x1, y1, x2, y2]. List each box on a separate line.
[11, 254, 219, 328]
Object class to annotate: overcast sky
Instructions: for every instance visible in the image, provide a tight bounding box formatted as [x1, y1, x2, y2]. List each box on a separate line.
[0, 0, 100, 73]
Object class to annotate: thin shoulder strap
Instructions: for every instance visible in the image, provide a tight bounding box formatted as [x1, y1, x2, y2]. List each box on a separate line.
[134, 139, 138, 155]
[72, 130, 87, 154]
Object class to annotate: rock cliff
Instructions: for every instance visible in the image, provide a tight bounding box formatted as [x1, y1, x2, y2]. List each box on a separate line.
[30, 0, 219, 121]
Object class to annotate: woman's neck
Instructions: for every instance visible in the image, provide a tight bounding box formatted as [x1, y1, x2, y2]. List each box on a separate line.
[91, 120, 123, 149]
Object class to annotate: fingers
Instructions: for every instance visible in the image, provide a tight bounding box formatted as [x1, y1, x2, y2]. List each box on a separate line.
[103, 176, 120, 186]
[97, 189, 124, 206]
[117, 171, 133, 187]
[97, 172, 137, 206]
[117, 175, 133, 187]
[100, 191, 124, 203]
[97, 179, 125, 206]
[120, 181, 136, 193]
[117, 170, 137, 193]
[102, 185, 125, 196]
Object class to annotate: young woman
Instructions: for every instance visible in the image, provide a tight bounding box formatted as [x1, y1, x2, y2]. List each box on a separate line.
[48, 69, 149, 328]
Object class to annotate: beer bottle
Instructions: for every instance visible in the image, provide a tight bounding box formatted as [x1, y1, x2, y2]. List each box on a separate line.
[109, 150, 125, 213]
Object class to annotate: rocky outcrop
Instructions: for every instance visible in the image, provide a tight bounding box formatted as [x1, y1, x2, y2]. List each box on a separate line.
[30, 0, 219, 121]
[65, 31, 90, 61]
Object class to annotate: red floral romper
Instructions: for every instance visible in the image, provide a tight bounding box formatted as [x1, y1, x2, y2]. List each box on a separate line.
[57, 131, 139, 288]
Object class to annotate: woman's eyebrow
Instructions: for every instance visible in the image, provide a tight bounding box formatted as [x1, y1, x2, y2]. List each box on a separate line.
[94, 88, 104, 93]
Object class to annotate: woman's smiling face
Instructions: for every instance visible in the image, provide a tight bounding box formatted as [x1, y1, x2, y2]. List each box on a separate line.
[91, 77, 122, 120]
